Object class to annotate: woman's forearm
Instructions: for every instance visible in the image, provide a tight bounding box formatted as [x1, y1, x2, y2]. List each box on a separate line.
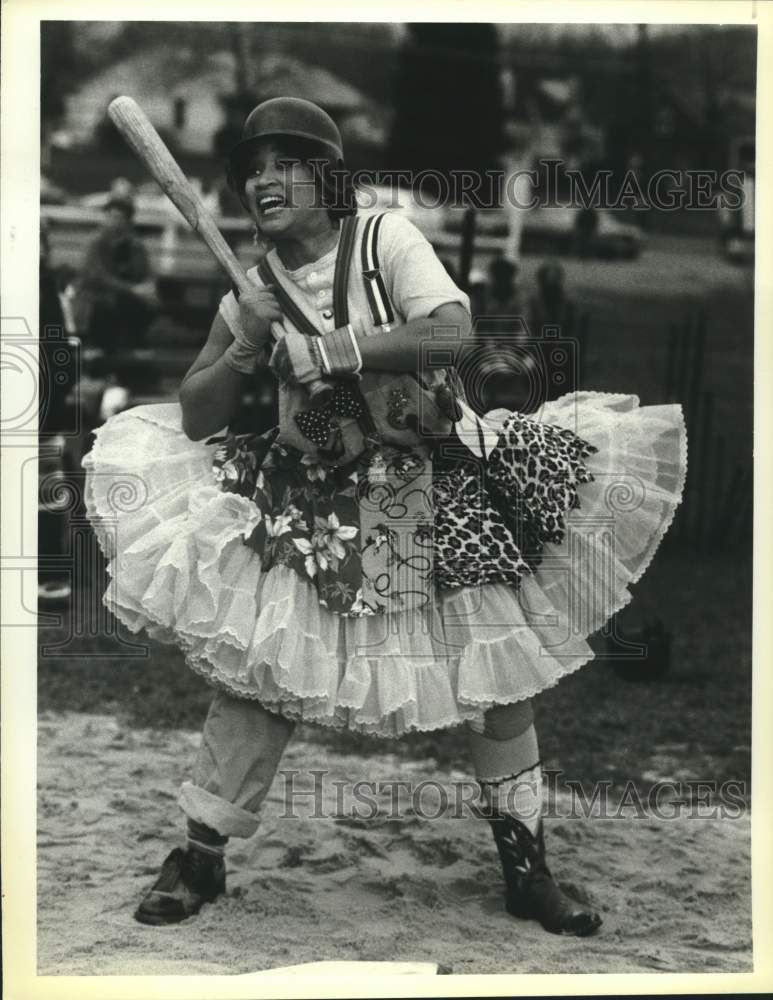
[357, 310, 471, 373]
[179, 356, 247, 440]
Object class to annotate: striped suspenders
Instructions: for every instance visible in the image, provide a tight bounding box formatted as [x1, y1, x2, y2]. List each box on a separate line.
[360, 213, 395, 330]
[239, 212, 394, 334]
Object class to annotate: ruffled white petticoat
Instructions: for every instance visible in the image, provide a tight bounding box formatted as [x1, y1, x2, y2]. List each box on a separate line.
[82, 392, 686, 737]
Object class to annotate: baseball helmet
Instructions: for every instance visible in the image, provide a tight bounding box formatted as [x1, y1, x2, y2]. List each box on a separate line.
[226, 97, 344, 193]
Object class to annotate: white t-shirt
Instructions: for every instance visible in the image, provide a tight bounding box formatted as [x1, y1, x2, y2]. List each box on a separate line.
[218, 212, 470, 343]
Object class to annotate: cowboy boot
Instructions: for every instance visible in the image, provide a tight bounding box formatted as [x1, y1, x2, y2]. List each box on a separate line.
[134, 846, 226, 926]
[487, 810, 602, 936]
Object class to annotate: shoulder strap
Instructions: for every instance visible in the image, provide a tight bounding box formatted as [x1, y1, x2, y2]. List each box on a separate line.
[332, 214, 358, 327]
[361, 213, 396, 327]
[257, 256, 321, 339]
[252, 215, 359, 338]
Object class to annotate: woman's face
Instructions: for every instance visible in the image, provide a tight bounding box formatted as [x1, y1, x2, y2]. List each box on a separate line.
[241, 141, 327, 241]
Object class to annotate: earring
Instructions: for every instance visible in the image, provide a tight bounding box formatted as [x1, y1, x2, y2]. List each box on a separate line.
[252, 224, 259, 246]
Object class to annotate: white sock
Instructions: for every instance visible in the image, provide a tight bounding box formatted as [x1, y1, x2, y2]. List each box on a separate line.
[468, 722, 544, 836]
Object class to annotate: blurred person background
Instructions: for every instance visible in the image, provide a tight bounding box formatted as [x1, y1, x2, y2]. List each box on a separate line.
[71, 184, 157, 358]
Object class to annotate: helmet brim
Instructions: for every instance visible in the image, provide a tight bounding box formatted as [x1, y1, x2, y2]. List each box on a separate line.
[225, 130, 344, 193]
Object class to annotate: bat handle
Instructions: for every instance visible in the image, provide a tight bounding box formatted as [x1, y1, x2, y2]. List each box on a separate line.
[231, 272, 333, 406]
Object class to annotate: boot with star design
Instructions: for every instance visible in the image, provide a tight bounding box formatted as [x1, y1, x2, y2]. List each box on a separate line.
[487, 809, 602, 936]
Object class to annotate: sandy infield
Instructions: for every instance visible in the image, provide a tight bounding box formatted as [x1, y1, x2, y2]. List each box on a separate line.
[37, 711, 751, 976]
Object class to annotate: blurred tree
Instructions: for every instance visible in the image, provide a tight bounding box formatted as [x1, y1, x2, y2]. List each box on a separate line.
[229, 23, 253, 96]
[41, 22, 80, 131]
[604, 25, 755, 179]
[76, 21, 231, 66]
[68, 22, 398, 108]
[387, 24, 505, 198]
[246, 23, 399, 106]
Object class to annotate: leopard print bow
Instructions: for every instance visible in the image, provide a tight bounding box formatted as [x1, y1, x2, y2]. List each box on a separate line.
[294, 384, 365, 447]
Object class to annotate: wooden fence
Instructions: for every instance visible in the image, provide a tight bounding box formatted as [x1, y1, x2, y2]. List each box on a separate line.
[664, 309, 751, 551]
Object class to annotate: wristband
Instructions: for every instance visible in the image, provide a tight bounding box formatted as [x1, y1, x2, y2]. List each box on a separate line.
[317, 324, 362, 378]
[223, 338, 265, 375]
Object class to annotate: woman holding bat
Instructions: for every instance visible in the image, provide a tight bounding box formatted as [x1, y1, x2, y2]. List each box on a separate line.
[83, 98, 686, 936]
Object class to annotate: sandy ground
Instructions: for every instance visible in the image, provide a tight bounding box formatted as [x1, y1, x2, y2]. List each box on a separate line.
[37, 711, 752, 977]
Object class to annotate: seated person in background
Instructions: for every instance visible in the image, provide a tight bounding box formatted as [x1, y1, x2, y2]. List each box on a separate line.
[73, 193, 157, 355]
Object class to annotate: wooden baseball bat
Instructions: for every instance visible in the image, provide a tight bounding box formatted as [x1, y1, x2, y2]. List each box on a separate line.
[107, 95, 333, 405]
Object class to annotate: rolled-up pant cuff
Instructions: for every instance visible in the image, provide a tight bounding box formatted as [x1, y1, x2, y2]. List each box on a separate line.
[178, 781, 261, 839]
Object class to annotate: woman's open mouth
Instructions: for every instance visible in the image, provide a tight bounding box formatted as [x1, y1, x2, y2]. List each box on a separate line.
[257, 194, 287, 218]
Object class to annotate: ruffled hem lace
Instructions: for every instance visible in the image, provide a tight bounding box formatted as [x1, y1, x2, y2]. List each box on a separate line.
[82, 393, 686, 738]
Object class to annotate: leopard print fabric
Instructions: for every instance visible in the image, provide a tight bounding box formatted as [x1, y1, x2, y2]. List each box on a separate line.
[432, 412, 598, 590]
